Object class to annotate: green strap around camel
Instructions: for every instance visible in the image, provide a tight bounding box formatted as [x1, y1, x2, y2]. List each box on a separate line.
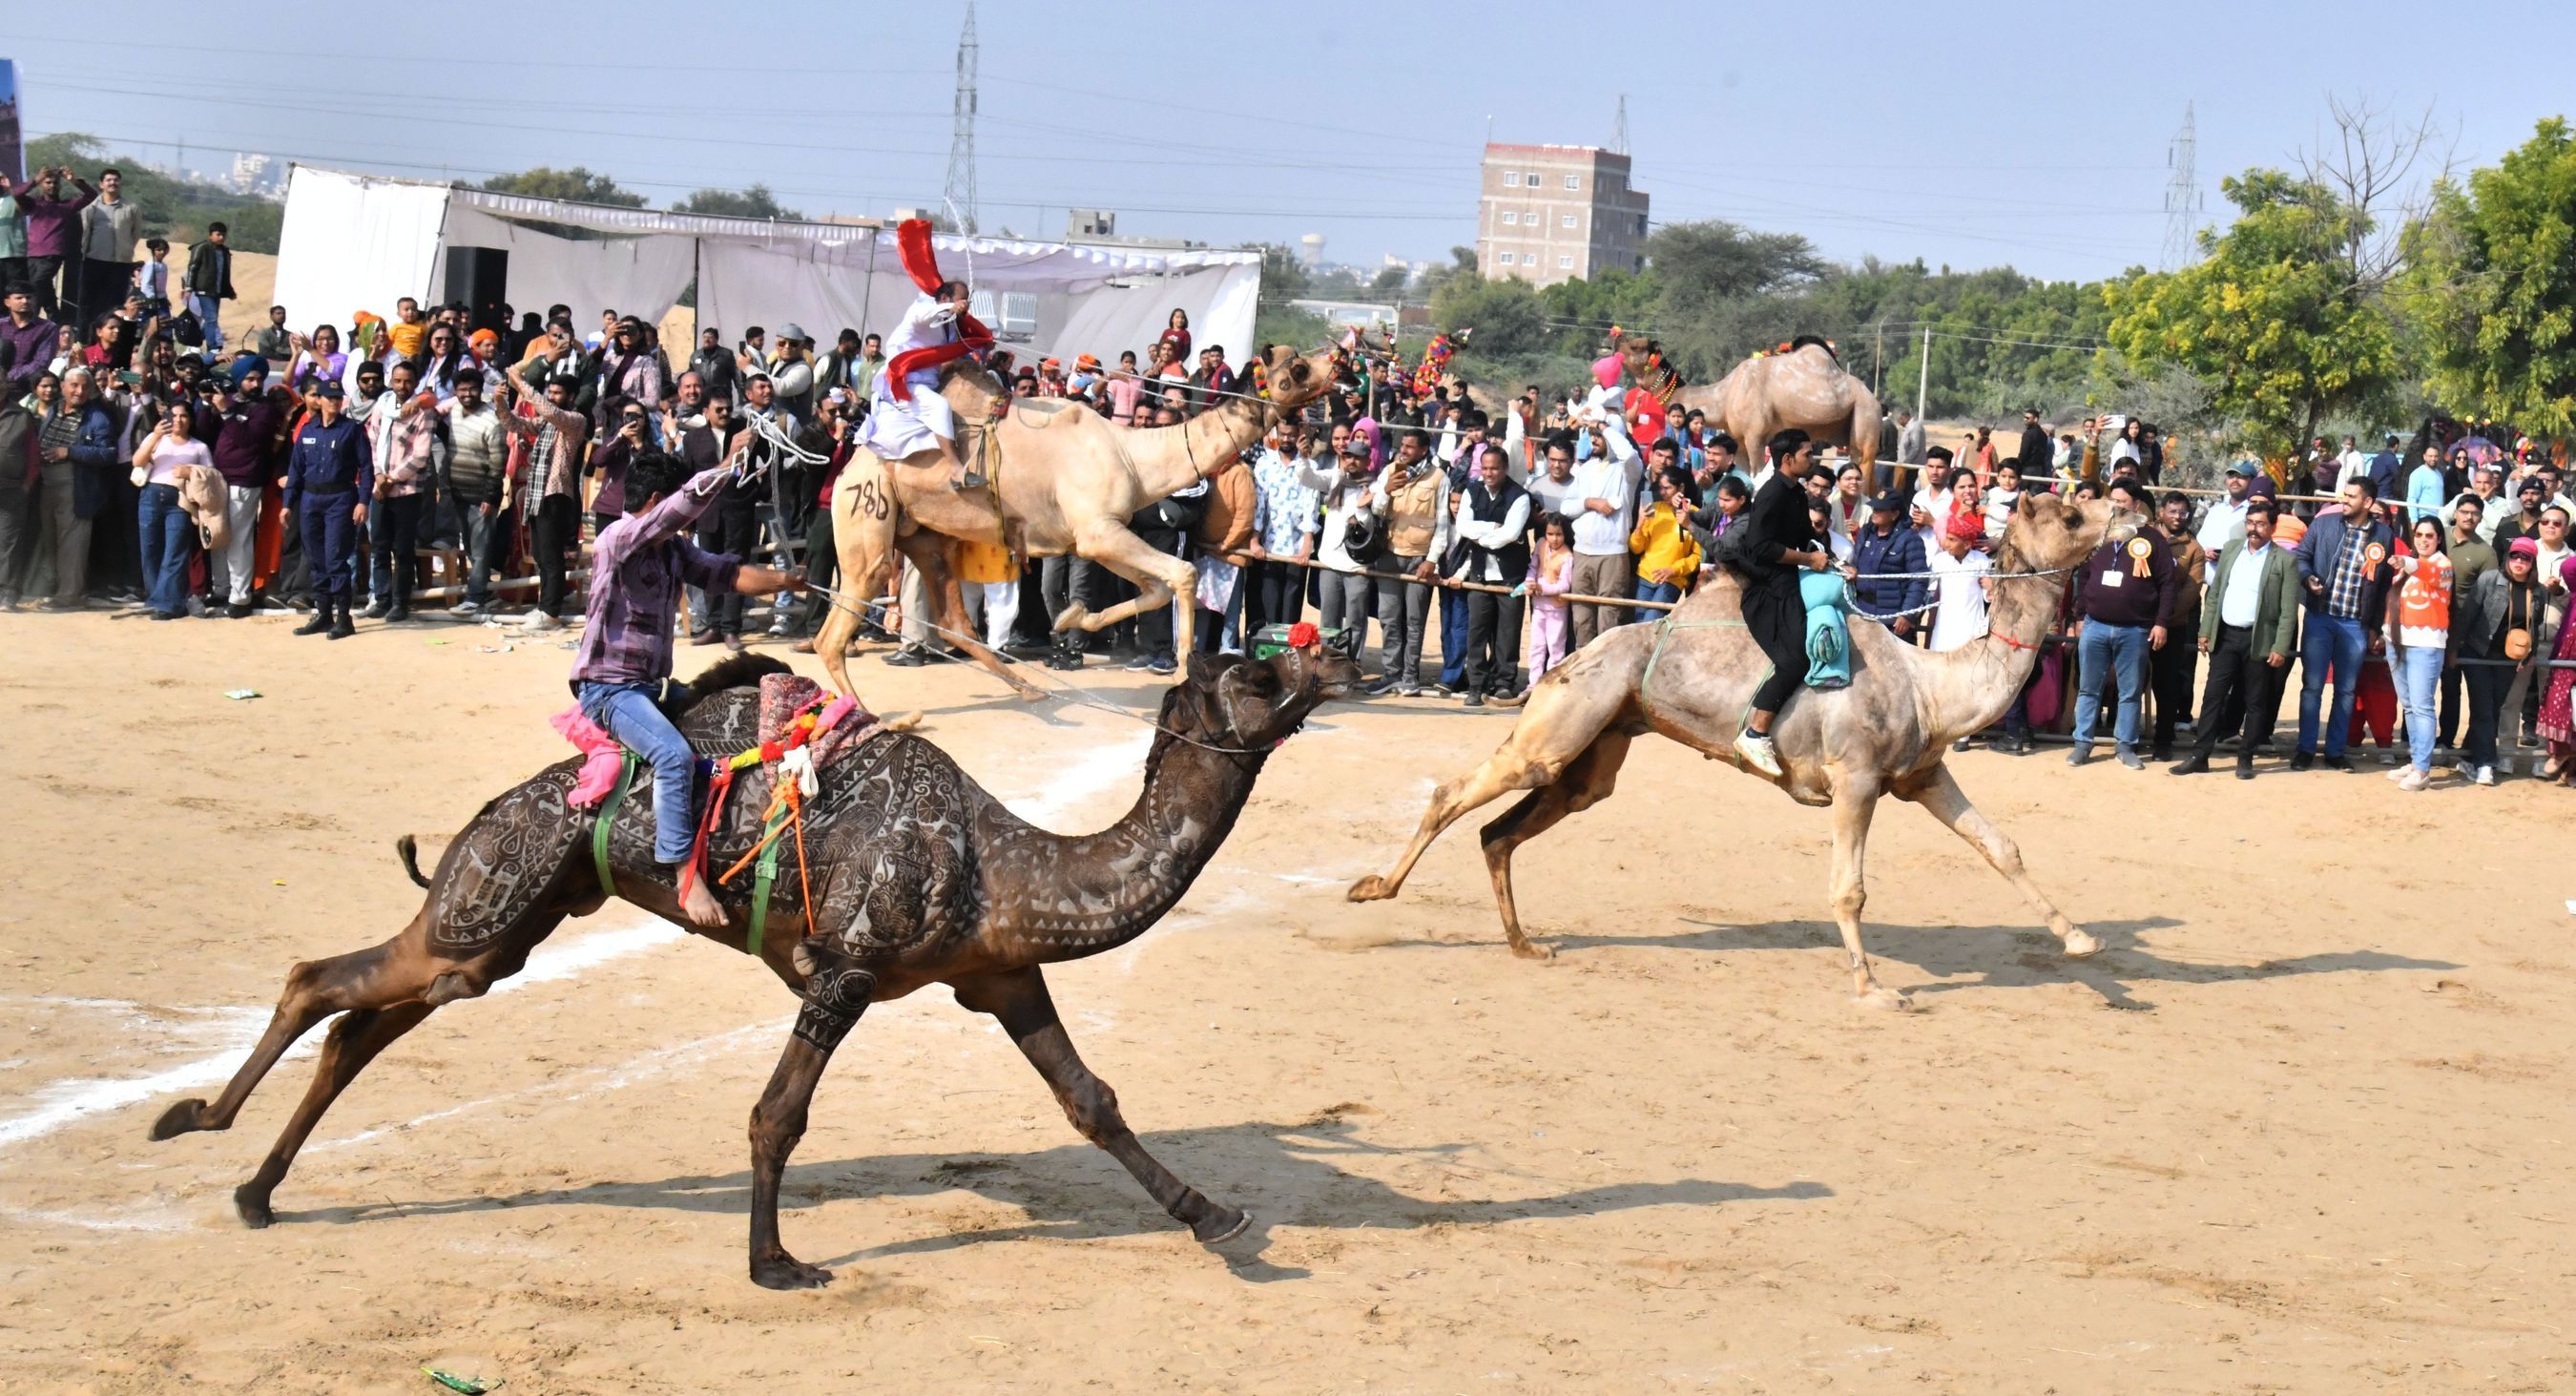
[592, 753, 790, 958]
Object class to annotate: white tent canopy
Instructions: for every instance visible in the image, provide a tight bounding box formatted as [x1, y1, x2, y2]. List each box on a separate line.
[272, 164, 1261, 366]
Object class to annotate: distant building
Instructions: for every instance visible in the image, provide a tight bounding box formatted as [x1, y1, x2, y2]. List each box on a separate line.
[1474, 143, 1650, 288]
[229, 152, 283, 196]
[1298, 232, 1325, 266]
[1288, 298, 1399, 334]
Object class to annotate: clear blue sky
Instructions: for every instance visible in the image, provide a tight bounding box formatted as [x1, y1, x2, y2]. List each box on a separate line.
[8, 0, 2569, 283]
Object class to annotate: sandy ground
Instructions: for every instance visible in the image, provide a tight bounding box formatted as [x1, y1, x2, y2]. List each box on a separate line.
[3, 608, 2573, 1394]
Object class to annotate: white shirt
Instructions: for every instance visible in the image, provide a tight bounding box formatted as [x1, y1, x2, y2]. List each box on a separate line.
[1926, 548, 1991, 652]
[1566, 452, 1636, 556]
[2196, 494, 2251, 556]
[2219, 540, 2274, 629]
[1525, 472, 1581, 525]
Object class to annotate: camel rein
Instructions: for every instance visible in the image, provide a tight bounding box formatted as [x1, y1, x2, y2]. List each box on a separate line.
[800, 580, 1285, 757]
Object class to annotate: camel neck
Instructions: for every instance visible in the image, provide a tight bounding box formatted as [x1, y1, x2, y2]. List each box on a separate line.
[994, 729, 1268, 960]
[1118, 397, 1270, 498]
[1924, 553, 2060, 743]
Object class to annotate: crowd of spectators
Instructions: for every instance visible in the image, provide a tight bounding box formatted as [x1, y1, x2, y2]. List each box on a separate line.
[1, 163, 2570, 787]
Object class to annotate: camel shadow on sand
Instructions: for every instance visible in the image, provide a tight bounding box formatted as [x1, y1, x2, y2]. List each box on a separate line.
[1385, 916, 2460, 1012]
[285, 1114, 1829, 1282]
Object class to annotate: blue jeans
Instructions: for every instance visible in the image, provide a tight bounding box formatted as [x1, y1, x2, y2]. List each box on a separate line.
[2399, 644, 2442, 773]
[2072, 619, 2149, 750]
[188, 292, 225, 351]
[1436, 587, 1469, 686]
[577, 679, 701, 865]
[1632, 577, 1682, 627]
[137, 483, 194, 615]
[2296, 614, 2368, 758]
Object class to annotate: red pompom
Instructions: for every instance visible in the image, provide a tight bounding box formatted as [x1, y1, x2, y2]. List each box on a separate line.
[1287, 621, 1319, 650]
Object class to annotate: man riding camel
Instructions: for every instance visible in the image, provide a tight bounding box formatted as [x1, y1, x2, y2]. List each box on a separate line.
[1727, 427, 1838, 778]
[573, 448, 809, 927]
[862, 219, 995, 490]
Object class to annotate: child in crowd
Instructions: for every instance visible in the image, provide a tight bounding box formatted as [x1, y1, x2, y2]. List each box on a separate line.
[1523, 512, 1576, 682]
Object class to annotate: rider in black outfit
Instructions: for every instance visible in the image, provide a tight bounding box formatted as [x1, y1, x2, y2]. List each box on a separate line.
[1727, 428, 1837, 776]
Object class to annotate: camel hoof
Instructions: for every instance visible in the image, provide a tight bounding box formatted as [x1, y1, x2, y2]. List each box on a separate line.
[233, 1184, 275, 1229]
[1857, 986, 1918, 1012]
[1345, 875, 1392, 903]
[2060, 927, 2103, 958]
[882, 710, 924, 733]
[1508, 939, 1556, 962]
[1050, 603, 1090, 634]
[1194, 1207, 1251, 1244]
[149, 1098, 207, 1140]
[750, 1253, 836, 1290]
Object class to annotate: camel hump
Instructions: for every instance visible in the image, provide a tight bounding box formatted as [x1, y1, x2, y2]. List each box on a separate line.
[1789, 335, 1838, 362]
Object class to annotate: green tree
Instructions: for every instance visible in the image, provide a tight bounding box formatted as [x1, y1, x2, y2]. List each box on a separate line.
[1366, 264, 1409, 301]
[2104, 169, 2403, 457]
[479, 166, 646, 207]
[2401, 116, 2576, 435]
[1427, 272, 1548, 358]
[1255, 242, 1312, 304]
[671, 183, 802, 220]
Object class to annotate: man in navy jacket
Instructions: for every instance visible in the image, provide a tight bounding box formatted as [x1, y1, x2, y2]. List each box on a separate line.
[1848, 491, 1929, 641]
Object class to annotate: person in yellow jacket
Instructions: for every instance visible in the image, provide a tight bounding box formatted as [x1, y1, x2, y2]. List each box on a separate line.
[956, 536, 1020, 656]
[1628, 463, 1702, 624]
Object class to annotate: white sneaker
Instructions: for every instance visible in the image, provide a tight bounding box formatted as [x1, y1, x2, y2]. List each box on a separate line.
[2395, 767, 2429, 792]
[1733, 730, 1784, 778]
[520, 611, 562, 632]
[2384, 765, 2410, 782]
[2474, 764, 2496, 787]
[452, 598, 486, 617]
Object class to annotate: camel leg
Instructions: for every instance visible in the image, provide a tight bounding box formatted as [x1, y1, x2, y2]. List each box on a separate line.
[817, 496, 901, 698]
[149, 928, 433, 1143]
[1053, 524, 1197, 663]
[1825, 770, 1912, 1011]
[229, 1003, 437, 1227]
[746, 963, 877, 1290]
[1900, 763, 2097, 957]
[1347, 659, 1634, 906]
[955, 967, 1246, 1242]
[894, 529, 1042, 699]
[1476, 731, 1633, 960]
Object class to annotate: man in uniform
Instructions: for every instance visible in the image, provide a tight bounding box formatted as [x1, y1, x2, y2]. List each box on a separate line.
[281, 380, 370, 639]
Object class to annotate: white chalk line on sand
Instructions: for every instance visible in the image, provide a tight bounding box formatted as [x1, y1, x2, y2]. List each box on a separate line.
[0, 722, 1153, 1161]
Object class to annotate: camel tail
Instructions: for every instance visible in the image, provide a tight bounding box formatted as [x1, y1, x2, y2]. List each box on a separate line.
[394, 835, 431, 888]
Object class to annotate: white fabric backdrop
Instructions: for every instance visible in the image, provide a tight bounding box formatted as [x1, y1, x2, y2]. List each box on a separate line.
[272, 166, 452, 335]
[430, 204, 698, 329]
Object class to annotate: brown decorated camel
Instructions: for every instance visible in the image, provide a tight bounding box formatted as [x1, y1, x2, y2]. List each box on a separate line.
[148, 644, 1361, 1288]
[1684, 338, 1884, 478]
[813, 344, 1342, 702]
[1348, 494, 2137, 1010]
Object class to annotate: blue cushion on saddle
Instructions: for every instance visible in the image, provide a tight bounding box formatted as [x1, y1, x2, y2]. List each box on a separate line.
[1798, 571, 1854, 690]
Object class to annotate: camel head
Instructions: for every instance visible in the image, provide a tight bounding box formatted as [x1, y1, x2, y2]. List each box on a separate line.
[1257, 344, 1341, 413]
[1174, 644, 1362, 753]
[1998, 493, 2144, 573]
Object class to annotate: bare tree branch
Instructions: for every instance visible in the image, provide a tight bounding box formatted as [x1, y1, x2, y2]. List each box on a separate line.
[2295, 94, 2452, 295]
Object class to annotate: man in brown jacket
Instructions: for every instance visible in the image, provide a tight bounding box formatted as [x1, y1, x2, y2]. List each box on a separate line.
[1366, 428, 1449, 695]
[1191, 449, 1257, 655]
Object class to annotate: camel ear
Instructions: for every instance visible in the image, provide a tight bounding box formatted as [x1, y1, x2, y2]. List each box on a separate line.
[1184, 651, 1228, 690]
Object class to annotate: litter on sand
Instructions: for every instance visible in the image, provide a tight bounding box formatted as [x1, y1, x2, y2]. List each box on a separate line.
[222, 688, 260, 700]
[424, 1368, 502, 1394]
[473, 642, 515, 655]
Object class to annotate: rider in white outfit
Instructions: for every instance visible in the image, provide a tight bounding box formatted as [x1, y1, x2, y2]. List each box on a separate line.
[864, 278, 978, 489]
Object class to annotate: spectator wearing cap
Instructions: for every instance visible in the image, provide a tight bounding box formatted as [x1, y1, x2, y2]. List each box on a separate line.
[204, 361, 284, 616]
[2173, 496, 2300, 780]
[2494, 475, 2550, 553]
[2290, 476, 2398, 771]
[1565, 420, 1641, 651]
[1924, 512, 1993, 656]
[2196, 460, 2258, 557]
[280, 377, 371, 638]
[1847, 490, 1929, 641]
[766, 323, 816, 422]
[2067, 477, 2178, 769]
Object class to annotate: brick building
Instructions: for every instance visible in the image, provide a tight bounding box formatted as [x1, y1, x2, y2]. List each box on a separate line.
[1474, 143, 1651, 288]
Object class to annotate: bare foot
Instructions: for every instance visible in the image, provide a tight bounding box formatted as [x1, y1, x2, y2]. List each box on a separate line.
[678, 875, 730, 929]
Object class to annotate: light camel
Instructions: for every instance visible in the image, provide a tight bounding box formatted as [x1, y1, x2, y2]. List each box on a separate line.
[812, 345, 1341, 701]
[1348, 493, 2137, 1009]
[1682, 339, 1885, 481]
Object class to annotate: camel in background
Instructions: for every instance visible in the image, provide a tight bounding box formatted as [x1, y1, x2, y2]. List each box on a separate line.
[814, 345, 1340, 703]
[1349, 494, 2136, 1010]
[1686, 339, 1884, 478]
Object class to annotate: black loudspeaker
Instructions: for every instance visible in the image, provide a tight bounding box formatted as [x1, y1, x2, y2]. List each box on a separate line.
[444, 246, 509, 337]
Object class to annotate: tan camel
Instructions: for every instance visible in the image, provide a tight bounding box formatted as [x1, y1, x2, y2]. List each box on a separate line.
[1347, 494, 2138, 1009]
[812, 345, 1341, 701]
[1683, 339, 1884, 478]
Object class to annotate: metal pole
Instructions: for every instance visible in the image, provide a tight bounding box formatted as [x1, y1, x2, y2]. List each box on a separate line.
[1916, 324, 1930, 424]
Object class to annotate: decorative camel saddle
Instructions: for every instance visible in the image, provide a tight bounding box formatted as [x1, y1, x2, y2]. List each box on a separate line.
[555, 672, 883, 955]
